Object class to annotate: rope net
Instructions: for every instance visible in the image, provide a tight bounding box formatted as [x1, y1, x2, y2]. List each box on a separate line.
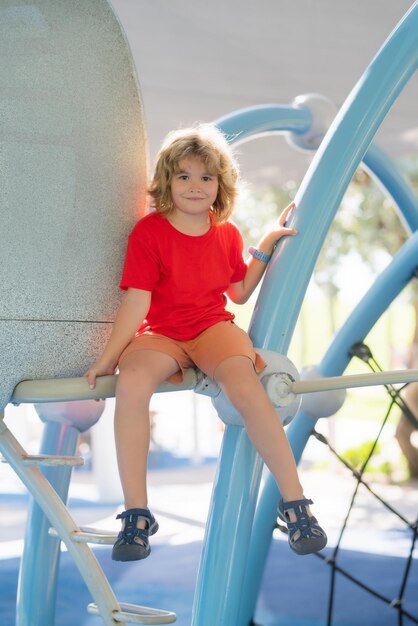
[275, 342, 418, 626]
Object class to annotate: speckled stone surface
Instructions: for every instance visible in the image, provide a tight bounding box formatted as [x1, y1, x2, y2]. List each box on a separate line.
[0, 0, 148, 410]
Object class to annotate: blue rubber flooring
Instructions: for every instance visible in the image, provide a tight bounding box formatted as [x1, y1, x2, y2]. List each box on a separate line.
[1, 534, 418, 626]
[1, 450, 418, 626]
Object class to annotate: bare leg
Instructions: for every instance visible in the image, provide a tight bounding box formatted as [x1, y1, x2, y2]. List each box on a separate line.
[213, 355, 303, 501]
[213, 355, 327, 553]
[115, 349, 180, 509]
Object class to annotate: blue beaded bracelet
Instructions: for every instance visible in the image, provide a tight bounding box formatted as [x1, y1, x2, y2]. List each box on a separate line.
[248, 246, 272, 263]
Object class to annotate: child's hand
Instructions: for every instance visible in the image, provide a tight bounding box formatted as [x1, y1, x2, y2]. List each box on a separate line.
[254, 202, 298, 259]
[273, 201, 298, 240]
[278, 201, 297, 229]
[267, 202, 298, 248]
[85, 360, 116, 390]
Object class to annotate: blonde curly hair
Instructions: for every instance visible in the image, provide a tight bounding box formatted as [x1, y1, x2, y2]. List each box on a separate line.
[148, 124, 240, 223]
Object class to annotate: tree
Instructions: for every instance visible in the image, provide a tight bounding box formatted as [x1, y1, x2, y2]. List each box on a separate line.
[236, 164, 418, 358]
[237, 162, 418, 477]
[314, 168, 411, 333]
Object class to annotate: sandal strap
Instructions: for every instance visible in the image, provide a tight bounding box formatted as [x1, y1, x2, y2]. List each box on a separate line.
[279, 498, 325, 541]
[289, 515, 323, 540]
[115, 508, 157, 546]
[116, 507, 154, 527]
[116, 523, 150, 547]
[280, 498, 313, 512]
[132, 527, 149, 545]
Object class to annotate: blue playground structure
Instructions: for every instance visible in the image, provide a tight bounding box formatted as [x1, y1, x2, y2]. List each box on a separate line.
[1, 1, 418, 625]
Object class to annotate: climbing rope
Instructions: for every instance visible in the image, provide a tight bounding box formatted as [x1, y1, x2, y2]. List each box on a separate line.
[276, 342, 418, 625]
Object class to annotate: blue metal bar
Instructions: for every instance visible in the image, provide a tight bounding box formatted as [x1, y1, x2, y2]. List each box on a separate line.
[16, 422, 79, 626]
[240, 11, 418, 624]
[363, 144, 418, 233]
[191, 427, 264, 624]
[0, 417, 128, 626]
[9, 5, 416, 626]
[249, 3, 418, 353]
[191, 105, 315, 626]
[238, 131, 418, 626]
[316, 229, 418, 378]
[215, 104, 311, 143]
[194, 4, 418, 625]
[212, 137, 418, 624]
[218, 110, 418, 237]
[240, 227, 418, 623]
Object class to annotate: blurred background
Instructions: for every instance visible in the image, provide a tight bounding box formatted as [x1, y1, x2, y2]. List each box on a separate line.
[1, 2, 418, 625]
[2, 0, 418, 525]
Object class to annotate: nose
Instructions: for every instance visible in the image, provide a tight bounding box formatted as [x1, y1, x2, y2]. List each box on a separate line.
[188, 179, 202, 193]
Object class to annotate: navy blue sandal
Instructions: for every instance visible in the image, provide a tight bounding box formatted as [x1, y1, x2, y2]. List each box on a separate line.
[112, 508, 159, 562]
[278, 498, 327, 555]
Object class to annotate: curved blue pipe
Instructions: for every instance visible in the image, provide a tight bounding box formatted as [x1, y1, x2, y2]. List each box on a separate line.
[240, 19, 418, 626]
[193, 3, 418, 625]
[192, 105, 313, 626]
[250, 3, 418, 352]
[241, 227, 418, 623]
[363, 144, 418, 233]
[17, 423, 79, 626]
[215, 104, 311, 142]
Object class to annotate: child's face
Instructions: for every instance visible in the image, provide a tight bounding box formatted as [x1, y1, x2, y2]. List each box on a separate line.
[170, 156, 219, 218]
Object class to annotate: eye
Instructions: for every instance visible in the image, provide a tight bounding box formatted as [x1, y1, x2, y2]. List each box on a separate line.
[202, 176, 213, 182]
[178, 174, 189, 181]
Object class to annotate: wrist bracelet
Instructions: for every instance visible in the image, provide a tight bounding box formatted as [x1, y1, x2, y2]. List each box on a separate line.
[248, 246, 272, 263]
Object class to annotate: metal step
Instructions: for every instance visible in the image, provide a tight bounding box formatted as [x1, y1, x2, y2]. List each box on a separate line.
[87, 601, 176, 624]
[48, 526, 117, 544]
[1, 453, 84, 467]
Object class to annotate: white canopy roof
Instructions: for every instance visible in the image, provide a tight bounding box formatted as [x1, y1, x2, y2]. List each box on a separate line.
[111, 0, 418, 186]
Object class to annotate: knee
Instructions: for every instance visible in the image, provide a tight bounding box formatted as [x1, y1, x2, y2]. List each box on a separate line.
[116, 364, 155, 402]
[223, 373, 265, 413]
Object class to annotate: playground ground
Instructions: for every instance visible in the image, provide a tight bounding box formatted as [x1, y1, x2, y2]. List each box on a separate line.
[1, 415, 417, 626]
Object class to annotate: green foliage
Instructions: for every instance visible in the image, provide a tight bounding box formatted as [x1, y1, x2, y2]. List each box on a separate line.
[234, 183, 296, 250]
[314, 169, 408, 294]
[236, 161, 418, 300]
[341, 439, 381, 471]
[236, 158, 418, 342]
[340, 439, 400, 478]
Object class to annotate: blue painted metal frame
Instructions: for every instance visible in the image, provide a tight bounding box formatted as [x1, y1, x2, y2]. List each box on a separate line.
[215, 104, 311, 142]
[363, 144, 418, 233]
[240, 229, 418, 625]
[12, 3, 418, 625]
[218, 122, 418, 626]
[192, 3, 418, 625]
[191, 104, 316, 626]
[17, 423, 79, 626]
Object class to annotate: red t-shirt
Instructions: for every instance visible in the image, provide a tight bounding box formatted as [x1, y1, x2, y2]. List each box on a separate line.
[119, 211, 247, 340]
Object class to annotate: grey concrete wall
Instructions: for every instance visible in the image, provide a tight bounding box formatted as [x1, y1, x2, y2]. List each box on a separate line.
[0, 0, 148, 410]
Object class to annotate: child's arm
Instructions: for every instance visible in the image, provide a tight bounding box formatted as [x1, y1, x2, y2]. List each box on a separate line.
[86, 287, 151, 389]
[227, 202, 297, 305]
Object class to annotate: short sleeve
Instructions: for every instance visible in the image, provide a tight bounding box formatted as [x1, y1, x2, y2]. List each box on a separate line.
[229, 223, 247, 283]
[119, 222, 161, 291]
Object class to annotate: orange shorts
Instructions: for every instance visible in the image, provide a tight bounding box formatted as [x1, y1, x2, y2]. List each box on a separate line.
[118, 320, 266, 383]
